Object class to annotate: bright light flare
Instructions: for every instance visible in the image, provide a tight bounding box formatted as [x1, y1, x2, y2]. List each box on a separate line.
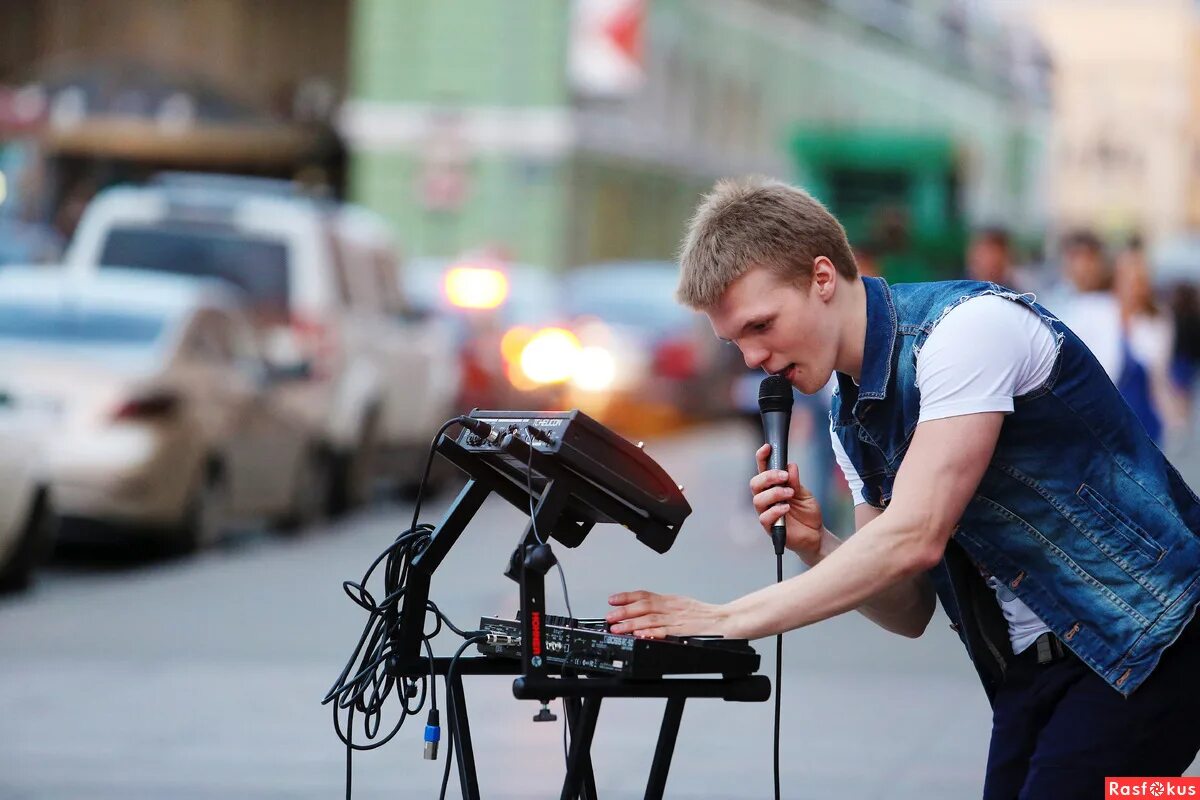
[519, 327, 581, 384]
[444, 266, 508, 310]
[500, 325, 534, 364]
[571, 346, 617, 391]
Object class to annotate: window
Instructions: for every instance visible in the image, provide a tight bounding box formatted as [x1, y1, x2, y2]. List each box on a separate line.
[0, 303, 166, 346]
[100, 223, 291, 319]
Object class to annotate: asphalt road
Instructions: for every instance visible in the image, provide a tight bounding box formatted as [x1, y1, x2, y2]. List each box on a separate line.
[1, 420, 1196, 799]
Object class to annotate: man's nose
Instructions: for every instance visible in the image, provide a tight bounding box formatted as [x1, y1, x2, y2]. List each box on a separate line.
[742, 346, 768, 370]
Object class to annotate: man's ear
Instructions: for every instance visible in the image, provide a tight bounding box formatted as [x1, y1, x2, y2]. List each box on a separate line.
[811, 256, 838, 300]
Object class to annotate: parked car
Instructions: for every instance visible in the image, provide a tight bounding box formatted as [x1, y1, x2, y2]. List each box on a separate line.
[404, 256, 570, 411]
[560, 261, 736, 426]
[0, 267, 319, 553]
[64, 173, 460, 509]
[328, 206, 462, 487]
[0, 397, 55, 591]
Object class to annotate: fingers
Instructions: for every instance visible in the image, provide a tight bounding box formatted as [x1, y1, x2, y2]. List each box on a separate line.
[606, 598, 654, 623]
[759, 503, 789, 531]
[752, 484, 794, 515]
[606, 594, 677, 636]
[755, 443, 771, 473]
[608, 590, 651, 607]
[749, 467, 791, 495]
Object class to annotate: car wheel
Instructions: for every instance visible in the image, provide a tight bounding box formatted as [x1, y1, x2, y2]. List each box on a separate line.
[0, 490, 55, 593]
[330, 412, 379, 515]
[172, 466, 228, 556]
[276, 448, 331, 533]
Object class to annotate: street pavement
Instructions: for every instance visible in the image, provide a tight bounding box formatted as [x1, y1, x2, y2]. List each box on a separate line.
[1, 421, 1197, 799]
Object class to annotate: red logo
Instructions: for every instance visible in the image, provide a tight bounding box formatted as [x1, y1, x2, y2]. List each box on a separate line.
[1106, 778, 1200, 797]
[530, 612, 542, 656]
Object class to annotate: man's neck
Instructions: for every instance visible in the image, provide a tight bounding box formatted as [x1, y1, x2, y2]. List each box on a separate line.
[835, 276, 868, 383]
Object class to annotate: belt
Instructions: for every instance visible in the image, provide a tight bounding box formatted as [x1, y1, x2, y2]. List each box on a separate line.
[1031, 632, 1069, 665]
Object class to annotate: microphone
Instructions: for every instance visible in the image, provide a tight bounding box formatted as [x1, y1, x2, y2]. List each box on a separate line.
[758, 375, 795, 556]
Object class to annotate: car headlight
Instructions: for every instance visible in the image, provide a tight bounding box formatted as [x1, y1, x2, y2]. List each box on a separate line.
[570, 346, 616, 391]
[519, 328, 581, 385]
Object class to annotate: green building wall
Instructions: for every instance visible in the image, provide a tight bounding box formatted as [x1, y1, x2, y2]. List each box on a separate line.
[344, 0, 1047, 273]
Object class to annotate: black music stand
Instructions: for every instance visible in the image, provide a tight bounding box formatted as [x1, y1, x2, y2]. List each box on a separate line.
[390, 426, 771, 800]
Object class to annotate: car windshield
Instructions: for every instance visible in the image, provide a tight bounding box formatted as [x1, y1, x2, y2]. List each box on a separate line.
[99, 223, 290, 317]
[0, 303, 167, 347]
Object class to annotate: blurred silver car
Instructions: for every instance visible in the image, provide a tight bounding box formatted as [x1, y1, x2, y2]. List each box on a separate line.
[0, 399, 54, 590]
[0, 267, 319, 553]
[66, 176, 461, 510]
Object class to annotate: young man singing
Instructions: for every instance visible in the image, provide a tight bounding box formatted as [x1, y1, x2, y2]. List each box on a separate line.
[606, 177, 1200, 797]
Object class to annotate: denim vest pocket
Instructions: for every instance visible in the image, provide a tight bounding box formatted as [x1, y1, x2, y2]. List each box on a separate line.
[1076, 484, 1166, 565]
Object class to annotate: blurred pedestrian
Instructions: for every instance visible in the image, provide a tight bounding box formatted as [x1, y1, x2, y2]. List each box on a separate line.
[1053, 230, 1123, 379]
[852, 242, 882, 278]
[1114, 239, 1186, 439]
[1168, 283, 1200, 404]
[607, 177, 1200, 798]
[966, 225, 1031, 292]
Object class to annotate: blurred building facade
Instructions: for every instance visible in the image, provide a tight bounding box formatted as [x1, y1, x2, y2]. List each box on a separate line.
[343, 0, 1050, 276]
[0, 0, 1051, 277]
[1023, 0, 1200, 244]
[0, 0, 349, 238]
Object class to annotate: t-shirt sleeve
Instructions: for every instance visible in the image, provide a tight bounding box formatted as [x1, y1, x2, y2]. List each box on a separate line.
[916, 295, 1058, 423]
[829, 424, 866, 506]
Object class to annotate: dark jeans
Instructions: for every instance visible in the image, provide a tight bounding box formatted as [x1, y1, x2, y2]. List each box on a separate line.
[983, 614, 1200, 799]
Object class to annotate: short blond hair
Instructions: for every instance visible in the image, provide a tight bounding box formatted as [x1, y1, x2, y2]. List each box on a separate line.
[676, 176, 858, 309]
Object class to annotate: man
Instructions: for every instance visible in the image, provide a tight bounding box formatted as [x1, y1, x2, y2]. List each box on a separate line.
[967, 225, 1026, 291]
[1054, 229, 1123, 380]
[606, 177, 1200, 797]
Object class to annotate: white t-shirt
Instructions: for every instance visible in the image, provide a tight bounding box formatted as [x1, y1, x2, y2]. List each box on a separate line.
[830, 295, 1057, 653]
[1055, 291, 1122, 381]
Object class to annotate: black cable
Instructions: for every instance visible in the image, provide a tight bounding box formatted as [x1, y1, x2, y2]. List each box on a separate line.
[522, 427, 574, 620]
[774, 553, 783, 800]
[325, 416, 479, 800]
[519, 425, 577, 771]
[439, 633, 489, 800]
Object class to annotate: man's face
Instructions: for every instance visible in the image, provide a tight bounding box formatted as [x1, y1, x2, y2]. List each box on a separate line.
[706, 264, 839, 394]
[1065, 244, 1107, 293]
[967, 239, 1010, 284]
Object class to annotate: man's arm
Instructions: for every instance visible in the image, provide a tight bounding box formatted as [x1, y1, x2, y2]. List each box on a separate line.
[812, 505, 937, 638]
[607, 412, 1003, 640]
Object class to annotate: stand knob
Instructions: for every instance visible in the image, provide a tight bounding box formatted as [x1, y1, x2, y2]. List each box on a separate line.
[533, 702, 558, 722]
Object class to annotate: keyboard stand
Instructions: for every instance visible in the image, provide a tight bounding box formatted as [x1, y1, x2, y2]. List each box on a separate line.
[389, 430, 770, 799]
[399, 656, 770, 800]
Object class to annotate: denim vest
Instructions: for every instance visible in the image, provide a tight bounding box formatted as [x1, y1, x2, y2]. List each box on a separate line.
[831, 277, 1200, 699]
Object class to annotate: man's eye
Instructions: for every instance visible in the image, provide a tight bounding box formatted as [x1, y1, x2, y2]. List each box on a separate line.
[753, 321, 771, 332]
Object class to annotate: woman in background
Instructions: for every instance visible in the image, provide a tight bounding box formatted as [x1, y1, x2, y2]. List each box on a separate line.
[1114, 241, 1186, 442]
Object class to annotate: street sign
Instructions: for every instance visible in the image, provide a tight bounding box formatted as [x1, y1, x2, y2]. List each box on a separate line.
[569, 0, 646, 98]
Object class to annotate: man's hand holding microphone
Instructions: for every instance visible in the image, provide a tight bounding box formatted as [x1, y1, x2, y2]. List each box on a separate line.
[750, 443, 828, 567]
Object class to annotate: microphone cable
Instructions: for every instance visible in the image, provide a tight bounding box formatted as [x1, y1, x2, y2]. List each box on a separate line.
[773, 551, 783, 800]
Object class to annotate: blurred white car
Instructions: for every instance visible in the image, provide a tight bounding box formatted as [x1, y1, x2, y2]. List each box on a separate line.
[328, 206, 462, 487]
[0, 399, 54, 591]
[0, 267, 318, 553]
[65, 174, 460, 509]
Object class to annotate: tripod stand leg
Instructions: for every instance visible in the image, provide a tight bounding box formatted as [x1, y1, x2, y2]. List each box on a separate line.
[448, 672, 481, 800]
[643, 697, 686, 800]
[563, 697, 599, 800]
[560, 697, 602, 800]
